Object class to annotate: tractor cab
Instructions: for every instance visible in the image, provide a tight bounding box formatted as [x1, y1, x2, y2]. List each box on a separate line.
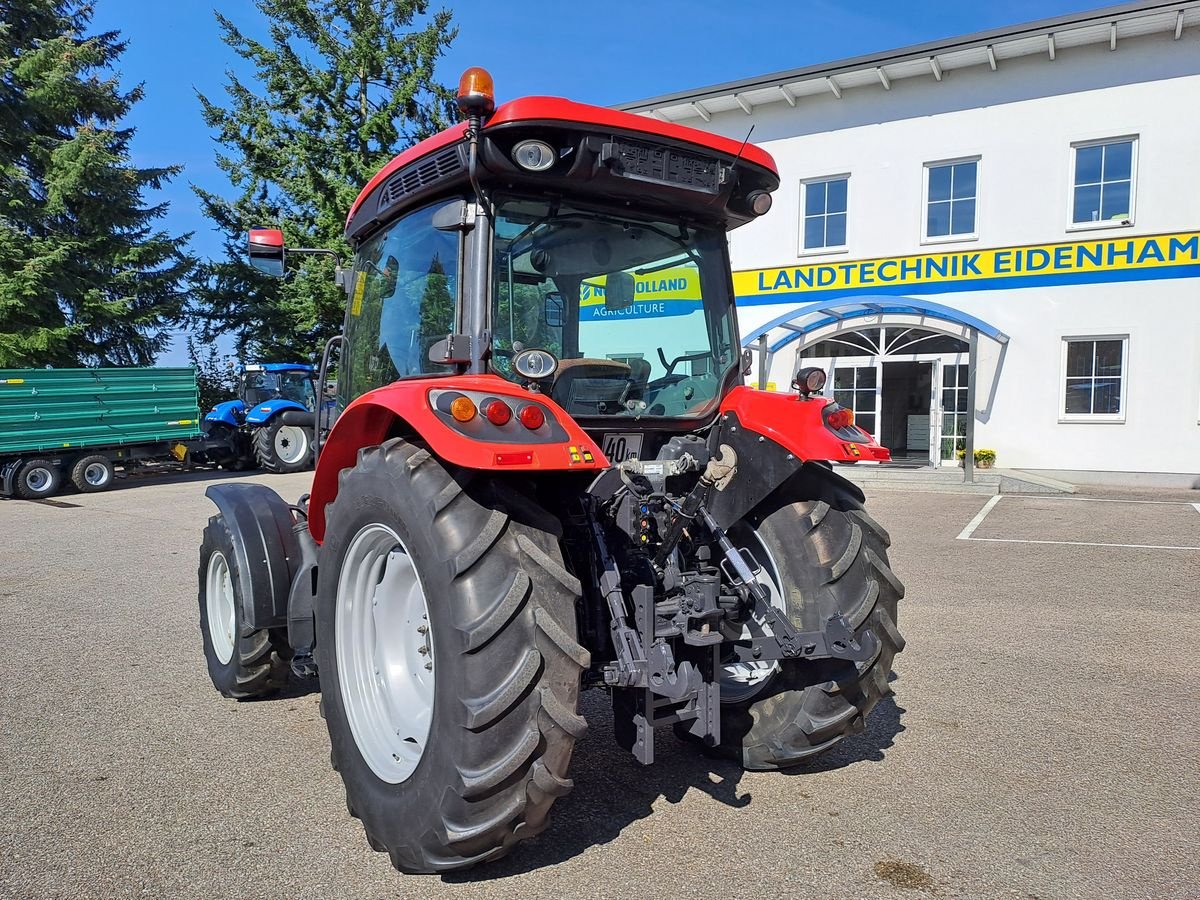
[239, 363, 317, 411]
[248, 67, 805, 468]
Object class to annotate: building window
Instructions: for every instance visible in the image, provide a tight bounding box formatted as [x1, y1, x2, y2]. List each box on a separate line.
[940, 363, 969, 462]
[924, 158, 978, 240]
[832, 365, 876, 436]
[801, 176, 848, 251]
[1071, 138, 1136, 227]
[1062, 337, 1127, 420]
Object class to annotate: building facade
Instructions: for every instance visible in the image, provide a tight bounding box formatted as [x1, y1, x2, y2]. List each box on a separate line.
[622, 1, 1200, 484]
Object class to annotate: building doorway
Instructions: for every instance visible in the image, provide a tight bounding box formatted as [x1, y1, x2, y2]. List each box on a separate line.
[799, 326, 972, 467]
[880, 361, 934, 462]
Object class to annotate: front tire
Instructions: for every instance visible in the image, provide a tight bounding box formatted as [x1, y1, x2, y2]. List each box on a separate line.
[198, 516, 289, 698]
[254, 420, 311, 473]
[709, 465, 905, 769]
[315, 439, 588, 873]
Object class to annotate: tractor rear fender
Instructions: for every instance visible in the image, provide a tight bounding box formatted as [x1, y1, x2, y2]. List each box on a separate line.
[204, 482, 301, 629]
[706, 387, 883, 527]
[243, 398, 309, 426]
[306, 374, 608, 542]
[718, 386, 890, 463]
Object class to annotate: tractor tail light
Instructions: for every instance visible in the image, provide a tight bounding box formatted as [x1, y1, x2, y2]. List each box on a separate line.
[824, 404, 855, 430]
[484, 399, 512, 425]
[518, 404, 545, 430]
[449, 396, 477, 422]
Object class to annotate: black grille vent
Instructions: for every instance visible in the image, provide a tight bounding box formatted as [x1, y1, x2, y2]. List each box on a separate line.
[380, 146, 463, 210]
[602, 139, 720, 193]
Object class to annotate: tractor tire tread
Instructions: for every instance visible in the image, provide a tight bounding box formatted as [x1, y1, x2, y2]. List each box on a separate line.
[198, 516, 289, 700]
[318, 438, 585, 873]
[712, 466, 905, 771]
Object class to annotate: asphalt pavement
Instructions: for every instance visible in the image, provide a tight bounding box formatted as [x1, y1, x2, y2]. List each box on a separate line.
[1, 468, 1197, 899]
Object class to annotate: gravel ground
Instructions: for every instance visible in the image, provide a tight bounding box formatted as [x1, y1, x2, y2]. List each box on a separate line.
[1, 468, 1197, 899]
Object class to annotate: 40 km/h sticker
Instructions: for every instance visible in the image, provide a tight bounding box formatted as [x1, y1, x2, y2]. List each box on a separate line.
[602, 433, 643, 462]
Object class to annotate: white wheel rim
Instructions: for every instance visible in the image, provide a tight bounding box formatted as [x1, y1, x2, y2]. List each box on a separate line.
[84, 462, 109, 486]
[25, 467, 52, 492]
[720, 528, 787, 704]
[336, 523, 434, 784]
[206, 551, 237, 665]
[274, 426, 308, 465]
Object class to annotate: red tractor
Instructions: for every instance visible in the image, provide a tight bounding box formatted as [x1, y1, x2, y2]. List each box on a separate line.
[198, 68, 904, 873]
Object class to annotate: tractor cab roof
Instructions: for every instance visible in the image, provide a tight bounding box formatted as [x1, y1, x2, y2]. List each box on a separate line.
[244, 363, 315, 373]
[345, 96, 780, 243]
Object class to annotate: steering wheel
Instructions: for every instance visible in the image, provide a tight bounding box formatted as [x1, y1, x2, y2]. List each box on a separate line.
[657, 347, 714, 377]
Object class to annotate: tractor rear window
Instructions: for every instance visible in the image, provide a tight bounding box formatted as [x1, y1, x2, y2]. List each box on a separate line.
[491, 199, 737, 419]
[341, 200, 461, 406]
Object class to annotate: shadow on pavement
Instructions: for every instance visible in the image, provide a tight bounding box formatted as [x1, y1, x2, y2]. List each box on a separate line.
[444, 688, 906, 881]
[117, 466, 289, 489]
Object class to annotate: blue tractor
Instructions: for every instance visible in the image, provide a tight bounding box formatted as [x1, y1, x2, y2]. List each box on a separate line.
[204, 363, 318, 473]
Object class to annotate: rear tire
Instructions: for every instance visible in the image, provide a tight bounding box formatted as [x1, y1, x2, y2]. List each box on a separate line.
[701, 465, 905, 769]
[15, 458, 62, 500]
[253, 420, 311, 473]
[70, 454, 115, 493]
[315, 439, 588, 873]
[198, 515, 289, 699]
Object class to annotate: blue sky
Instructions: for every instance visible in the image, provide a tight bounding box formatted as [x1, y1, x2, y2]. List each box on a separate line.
[88, 0, 1105, 362]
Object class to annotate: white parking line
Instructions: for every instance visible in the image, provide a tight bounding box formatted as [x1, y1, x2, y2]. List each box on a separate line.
[966, 537, 1200, 552]
[1009, 496, 1197, 506]
[955, 494, 1200, 550]
[956, 494, 1002, 541]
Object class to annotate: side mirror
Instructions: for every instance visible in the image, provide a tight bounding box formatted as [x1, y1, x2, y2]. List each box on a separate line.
[248, 228, 286, 277]
[604, 271, 636, 311]
[544, 292, 565, 328]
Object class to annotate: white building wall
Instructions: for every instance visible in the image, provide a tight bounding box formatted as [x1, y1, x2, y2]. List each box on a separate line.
[686, 29, 1200, 476]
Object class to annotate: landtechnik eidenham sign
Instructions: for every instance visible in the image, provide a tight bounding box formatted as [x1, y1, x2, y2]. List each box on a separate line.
[733, 231, 1200, 305]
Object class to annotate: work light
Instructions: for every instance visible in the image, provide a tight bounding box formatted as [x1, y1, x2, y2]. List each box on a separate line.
[512, 140, 556, 172]
[792, 366, 827, 395]
[748, 191, 773, 215]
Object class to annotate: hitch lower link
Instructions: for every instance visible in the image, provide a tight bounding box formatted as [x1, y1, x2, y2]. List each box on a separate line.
[701, 505, 880, 666]
[594, 495, 880, 765]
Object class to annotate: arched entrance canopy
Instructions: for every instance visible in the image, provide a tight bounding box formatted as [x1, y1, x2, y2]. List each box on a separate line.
[741, 295, 1009, 355]
[739, 295, 1010, 482]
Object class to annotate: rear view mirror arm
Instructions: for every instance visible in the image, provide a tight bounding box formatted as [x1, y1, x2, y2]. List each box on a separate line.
[287, 247, 347, 291]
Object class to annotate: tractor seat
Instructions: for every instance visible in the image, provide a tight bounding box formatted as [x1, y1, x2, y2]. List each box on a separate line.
[550, 358, 631, 415]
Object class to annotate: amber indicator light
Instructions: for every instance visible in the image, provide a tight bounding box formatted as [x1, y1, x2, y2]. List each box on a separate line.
[450, 396, 476, 422]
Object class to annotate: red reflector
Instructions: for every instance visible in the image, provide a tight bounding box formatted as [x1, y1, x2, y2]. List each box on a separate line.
[494, 451, 533, 466]
[518, 404, 545, 429]
[484, 399, 512, 425]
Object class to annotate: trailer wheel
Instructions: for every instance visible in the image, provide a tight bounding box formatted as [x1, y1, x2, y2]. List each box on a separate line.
[253, 420, 311, 473]
[315, 439, 588, 873]
[15, 458, 62, 500]
[198, 515, 289, 699]
[70, 454, 115, 493]
[693, 465, 905, 769]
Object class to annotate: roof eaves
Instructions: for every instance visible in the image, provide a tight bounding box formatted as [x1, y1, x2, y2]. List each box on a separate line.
[617, 0, 1195, 111]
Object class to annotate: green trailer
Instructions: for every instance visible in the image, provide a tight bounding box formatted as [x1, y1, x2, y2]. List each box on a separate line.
[0, 367, 217, 499]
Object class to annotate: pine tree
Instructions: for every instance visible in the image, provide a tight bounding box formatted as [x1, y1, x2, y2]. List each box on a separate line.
[185, 333, 238, 411]
[190, 0, 457, 361]
[0, 0, 192, 368]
